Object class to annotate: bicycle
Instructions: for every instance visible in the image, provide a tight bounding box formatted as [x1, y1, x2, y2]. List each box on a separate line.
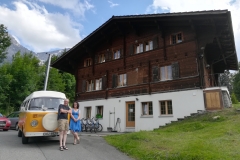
[92, 117, 103, 132]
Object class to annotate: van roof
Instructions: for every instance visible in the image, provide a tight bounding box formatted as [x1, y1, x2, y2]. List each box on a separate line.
[24, 91, 66, 101]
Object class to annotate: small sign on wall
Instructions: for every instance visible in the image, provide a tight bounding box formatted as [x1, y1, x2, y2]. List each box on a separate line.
[129, 109, 133, 112]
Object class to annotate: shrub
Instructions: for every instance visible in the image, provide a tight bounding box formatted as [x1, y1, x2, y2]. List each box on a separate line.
[231, 93, 238, 104]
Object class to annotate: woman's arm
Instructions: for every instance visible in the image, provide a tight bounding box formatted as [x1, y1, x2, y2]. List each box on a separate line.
[77, 110, 81, 120]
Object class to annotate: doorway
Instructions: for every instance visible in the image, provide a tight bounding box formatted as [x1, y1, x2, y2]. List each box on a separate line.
[126, 101, 135, 127]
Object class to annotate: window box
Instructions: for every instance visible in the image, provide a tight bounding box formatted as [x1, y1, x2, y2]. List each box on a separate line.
[96, 114, 103, 118]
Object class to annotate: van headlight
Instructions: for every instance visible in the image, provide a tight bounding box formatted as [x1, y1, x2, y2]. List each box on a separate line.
[31, 120, 38, 127]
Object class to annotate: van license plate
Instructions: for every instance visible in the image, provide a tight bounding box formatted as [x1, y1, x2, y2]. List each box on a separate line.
[43, 132, 58, 136]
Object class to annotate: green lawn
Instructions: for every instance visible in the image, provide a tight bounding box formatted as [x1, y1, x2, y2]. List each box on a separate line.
[104, 105, 240, 160]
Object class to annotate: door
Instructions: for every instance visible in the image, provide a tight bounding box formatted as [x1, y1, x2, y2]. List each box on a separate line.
[126, 102, 135, 127]
[204, 89, 223, 110]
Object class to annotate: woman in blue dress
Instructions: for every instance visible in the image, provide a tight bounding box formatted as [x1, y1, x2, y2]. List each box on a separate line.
[69, 102, 81, 145]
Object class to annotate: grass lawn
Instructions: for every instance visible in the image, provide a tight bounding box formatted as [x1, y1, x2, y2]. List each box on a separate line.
[104, 104, 240, 160]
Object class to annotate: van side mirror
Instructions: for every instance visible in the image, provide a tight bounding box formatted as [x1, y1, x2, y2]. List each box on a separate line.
[20, 107, 25, 111]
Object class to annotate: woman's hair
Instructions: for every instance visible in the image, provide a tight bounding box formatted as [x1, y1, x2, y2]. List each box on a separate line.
[72, 102, 79, 109]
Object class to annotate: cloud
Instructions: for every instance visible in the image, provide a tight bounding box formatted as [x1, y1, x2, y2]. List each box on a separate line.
[108, 0, 119, 8]
[146, 0, 240, 65]
[38, 0, 94, 17]
[0, 1, 82, 52]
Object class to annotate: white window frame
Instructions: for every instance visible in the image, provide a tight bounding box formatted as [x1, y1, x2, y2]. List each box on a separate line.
[95, 78, 102, 90]
[86, 80, 94, 91]
[118, 74, 127, 87]
[136, 43, 143, 54]
[98, 54, 105, 63]
[145, 40, 153, 51]
[141, 102, 153, 116]
[113, 49, 120, 59]
[160, 65, 172, 81]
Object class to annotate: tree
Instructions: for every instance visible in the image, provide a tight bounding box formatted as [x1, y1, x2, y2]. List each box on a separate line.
[218, 70, 233, 93]
[50, 53, 76, 103]
[232, 62, 240, 101]
[0, 63, 13, 114]
[8, 52, 41, 111]
[61, 72, 76, 103]
[0, 24, 11, 63]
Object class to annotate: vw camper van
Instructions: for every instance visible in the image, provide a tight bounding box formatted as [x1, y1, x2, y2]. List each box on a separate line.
[18, 91, 67, 144]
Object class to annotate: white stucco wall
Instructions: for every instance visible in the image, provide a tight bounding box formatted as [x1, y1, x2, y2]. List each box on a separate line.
[78, 89, 205, 132]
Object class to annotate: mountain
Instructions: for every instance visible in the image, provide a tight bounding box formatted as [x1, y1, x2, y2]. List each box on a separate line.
[5, 35, 35, 62]
[4, 34, 69, 63]
[36, 48, 70, 63]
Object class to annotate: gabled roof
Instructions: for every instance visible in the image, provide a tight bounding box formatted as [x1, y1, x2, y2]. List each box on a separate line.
[51, 10, 238, 73]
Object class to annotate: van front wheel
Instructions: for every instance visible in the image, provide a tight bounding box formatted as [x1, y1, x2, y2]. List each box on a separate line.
[18, 130, 22, 137]
[22, 133, 29, 144]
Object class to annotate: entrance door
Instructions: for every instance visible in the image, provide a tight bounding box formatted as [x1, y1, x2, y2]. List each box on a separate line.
[126, 102, 135, 127]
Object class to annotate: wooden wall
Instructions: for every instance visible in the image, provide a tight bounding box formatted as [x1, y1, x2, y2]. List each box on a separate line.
[76, 26, 202, 101]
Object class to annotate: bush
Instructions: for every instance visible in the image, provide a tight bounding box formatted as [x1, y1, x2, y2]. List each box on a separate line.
[231, 93, 238, 104]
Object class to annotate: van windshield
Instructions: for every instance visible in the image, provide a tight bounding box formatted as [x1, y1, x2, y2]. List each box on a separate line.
[29, 98, 64, 110]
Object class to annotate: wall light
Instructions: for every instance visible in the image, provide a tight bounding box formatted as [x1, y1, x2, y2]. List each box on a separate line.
[136, 98, 139, 101]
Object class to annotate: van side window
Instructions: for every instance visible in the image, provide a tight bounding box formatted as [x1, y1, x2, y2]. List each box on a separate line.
[25, 100, 30, 110]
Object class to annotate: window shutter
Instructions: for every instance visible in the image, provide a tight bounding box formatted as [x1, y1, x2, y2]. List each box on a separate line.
[120, 48, 123, 58]
[108, 51, 112, 60]
[82, 79, 86, 92]
[95, 55, 98, 64]
[153, 36, 158, 49]
[105, 51, 109, 61]
[128, 44, 134, 56]
[172, 62, 179, 79]
[112, 74, 117, 88]
[152, 66, 159, 82]
[102, 75, 107, 90]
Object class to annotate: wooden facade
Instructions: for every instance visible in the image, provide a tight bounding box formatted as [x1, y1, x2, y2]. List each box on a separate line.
[52, 10, 237, 103]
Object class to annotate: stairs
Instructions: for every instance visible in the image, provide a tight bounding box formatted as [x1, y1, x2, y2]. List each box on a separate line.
[158, 110, 206, 129]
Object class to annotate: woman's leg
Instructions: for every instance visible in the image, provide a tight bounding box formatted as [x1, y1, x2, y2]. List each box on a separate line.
[71, 130, 77, 144]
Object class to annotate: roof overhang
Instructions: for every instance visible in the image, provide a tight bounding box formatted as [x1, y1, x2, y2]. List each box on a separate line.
[51, 10, 238, 74]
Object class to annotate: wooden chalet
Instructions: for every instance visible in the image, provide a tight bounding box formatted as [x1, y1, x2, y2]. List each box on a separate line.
[52, 10, 238, 132]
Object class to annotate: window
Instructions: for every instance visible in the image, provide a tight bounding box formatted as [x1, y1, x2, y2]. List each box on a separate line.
[98, 54, 105, 63]
[29, 98, 64, 110]
[142, 102, 153, 115]
[86, 80, 94, 91]
[118, 74, 127, 87]
[84, 58, 92, 67]
[136, 43, 143, 54]
[160, 65, 172, 81]
[160, 100, 173, 115]
[145, 41, 153, 51]
[113, 49, 121, 59]
[171, 33, 183, 44]
[95, 78, 102, 90]
[85, 107, 91, 118]
[96, 106, 103, 118]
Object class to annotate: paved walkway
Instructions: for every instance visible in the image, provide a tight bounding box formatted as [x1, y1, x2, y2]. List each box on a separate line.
[79, 131, 128, 137]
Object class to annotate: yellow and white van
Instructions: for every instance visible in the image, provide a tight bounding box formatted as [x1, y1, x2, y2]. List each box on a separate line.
[18, 91, 67, 144]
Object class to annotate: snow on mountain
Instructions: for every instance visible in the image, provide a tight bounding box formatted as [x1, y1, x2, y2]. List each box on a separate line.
[4, 34, 35, 62]
[4, 34, 70, 63]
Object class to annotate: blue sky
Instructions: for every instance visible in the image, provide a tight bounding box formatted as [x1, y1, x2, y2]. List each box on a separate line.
[0, 0, 240, 67]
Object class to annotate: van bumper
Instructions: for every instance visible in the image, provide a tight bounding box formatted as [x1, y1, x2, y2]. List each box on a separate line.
[25, 132, 59, 137]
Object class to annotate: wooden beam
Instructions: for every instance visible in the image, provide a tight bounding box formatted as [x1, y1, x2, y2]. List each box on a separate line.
[211, 19, 227, 65]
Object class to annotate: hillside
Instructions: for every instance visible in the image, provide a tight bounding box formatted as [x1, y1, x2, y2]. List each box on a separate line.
[105, 106, 240, 160]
